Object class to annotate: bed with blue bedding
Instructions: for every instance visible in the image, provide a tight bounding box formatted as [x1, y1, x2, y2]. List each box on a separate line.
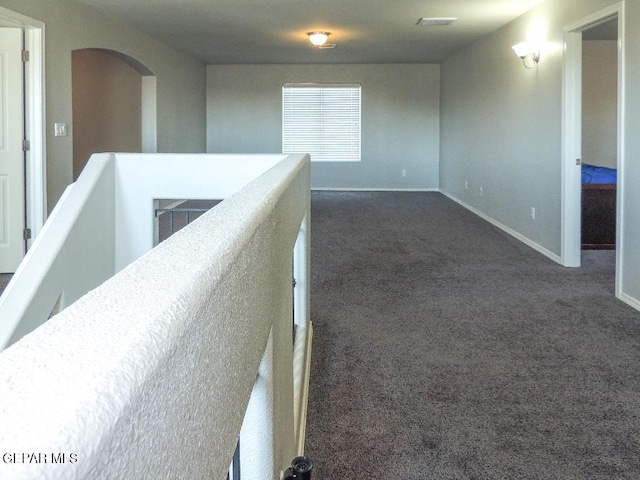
[581, 163, 616, 250]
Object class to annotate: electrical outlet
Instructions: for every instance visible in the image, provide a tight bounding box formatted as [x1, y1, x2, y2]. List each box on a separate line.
[401, 169, 407, 177]
[531, 207, 536, 220]
[465, 180, 469, 189]
[479, 187, 483, 197]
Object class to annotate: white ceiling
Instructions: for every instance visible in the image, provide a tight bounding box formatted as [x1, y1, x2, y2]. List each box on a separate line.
[74, 0, 544, 64]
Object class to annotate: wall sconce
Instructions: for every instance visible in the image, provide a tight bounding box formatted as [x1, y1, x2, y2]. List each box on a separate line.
[512, 42, 540, 69]
[307, 32, 330, 47]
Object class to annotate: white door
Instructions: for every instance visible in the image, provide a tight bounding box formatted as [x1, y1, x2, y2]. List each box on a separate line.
[0, 28, 24, 273]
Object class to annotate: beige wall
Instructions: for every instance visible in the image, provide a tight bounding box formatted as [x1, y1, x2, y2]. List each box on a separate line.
[0, 0, 207, 211]
[72, 49, 142, 180]
[441, 0, 640, 306]
[440, 0, 620, 256]
[582, 40, 617, 169]
[207, 64, 440, 190]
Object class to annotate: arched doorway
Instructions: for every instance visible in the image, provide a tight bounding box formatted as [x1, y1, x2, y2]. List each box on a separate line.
[562, 4, 624, 298]
[72, 48, 156, 180]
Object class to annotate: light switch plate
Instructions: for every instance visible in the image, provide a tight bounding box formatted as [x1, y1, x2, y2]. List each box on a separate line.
[54, 123, 68, 137]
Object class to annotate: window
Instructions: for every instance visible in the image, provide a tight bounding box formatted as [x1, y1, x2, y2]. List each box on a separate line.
[282, 83, 361, 162]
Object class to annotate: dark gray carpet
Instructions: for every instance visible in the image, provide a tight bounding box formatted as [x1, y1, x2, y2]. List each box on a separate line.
[0, 274, 11, 297]
[306, 191, 640, 479]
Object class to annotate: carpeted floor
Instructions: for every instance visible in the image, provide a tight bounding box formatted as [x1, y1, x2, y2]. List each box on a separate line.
[305, 191, 640, 479]
[0, 274, 11, 297]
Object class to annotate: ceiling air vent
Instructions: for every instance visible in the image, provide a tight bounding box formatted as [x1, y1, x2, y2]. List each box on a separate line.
[416, 17, 457, 26]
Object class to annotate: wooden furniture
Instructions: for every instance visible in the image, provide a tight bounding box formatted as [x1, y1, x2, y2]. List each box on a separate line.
[582, 183, 616, 249]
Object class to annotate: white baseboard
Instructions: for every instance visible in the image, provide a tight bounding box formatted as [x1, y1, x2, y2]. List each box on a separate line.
[619, 292, 640, 313]
[443, 192, 640, 313]
[441, 191, 562, 265]
[315, 188, 640, 313]
[313, 188, 562, 264]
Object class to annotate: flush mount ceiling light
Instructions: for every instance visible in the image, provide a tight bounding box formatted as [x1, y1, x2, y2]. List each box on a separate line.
[512, 42, 540, 68]
[416, 17, 457, 26]
[307, 32, 331, 47]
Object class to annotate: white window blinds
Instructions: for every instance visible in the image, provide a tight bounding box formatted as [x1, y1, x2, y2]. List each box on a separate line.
[282, 83, 361, 162]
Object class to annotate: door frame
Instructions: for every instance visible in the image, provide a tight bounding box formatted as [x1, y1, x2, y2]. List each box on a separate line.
[561, 3, 624, 293]
[0, 6, 45, 249]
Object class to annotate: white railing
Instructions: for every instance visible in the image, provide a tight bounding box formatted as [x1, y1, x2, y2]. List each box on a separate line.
[0, 153, 311, 480]
[0, 155, 116, 348]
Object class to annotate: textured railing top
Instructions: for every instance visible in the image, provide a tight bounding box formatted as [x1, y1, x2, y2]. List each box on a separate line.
[0, 153, 310, 480]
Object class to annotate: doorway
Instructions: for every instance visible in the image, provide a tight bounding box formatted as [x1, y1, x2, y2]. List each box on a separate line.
[71, 49, 157, 180]
[561, 3, 624, 297]
[0, 7, 45, 274]
[72, 49, 142, 180]
[581, 19, 618, 256]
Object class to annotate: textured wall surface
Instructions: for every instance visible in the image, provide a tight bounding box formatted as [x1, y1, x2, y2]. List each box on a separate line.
[114, 153, 286, 270]
[0, 154, 116, 350]
[0, 153, 310, 479]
